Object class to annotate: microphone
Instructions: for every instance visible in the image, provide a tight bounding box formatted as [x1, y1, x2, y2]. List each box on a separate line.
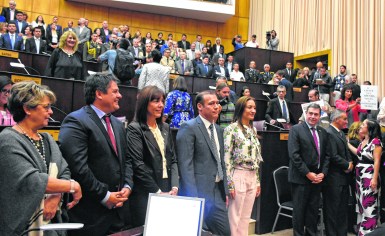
[262, 90, 271, 101]
[264, 121, 284, 131]
[51, 105, 68, 117]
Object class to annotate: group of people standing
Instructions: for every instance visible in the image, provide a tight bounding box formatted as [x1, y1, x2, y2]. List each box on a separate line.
[0, 73, 263, 236]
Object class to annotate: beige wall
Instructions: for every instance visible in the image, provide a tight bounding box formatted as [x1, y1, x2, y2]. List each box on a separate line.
[249, 0, 385, 99]
[1, 0, 249, 53]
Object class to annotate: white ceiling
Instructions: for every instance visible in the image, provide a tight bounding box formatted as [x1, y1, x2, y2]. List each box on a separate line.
[67, 0, 235, 23]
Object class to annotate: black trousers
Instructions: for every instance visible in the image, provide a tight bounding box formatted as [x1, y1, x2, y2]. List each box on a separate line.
[323, 185, 349, 236]
[291, 183, 321, 236]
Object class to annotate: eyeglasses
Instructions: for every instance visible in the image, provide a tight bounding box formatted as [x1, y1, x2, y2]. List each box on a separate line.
[1, 88, 11, 95]
[38, 103, 52, 111]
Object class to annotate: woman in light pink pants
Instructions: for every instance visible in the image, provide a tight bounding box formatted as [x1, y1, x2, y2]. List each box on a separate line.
[224, 96, 263, 236]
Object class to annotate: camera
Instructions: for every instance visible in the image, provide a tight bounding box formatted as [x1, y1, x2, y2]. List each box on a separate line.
[266, 31, 271, 39]
[219, 97, 229, 106]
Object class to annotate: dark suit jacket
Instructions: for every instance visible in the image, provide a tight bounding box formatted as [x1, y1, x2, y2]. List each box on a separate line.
[265, 98, 295, 125]
[279, 78, 294, 102]
[325, 126, 351, 186]
[196, 63, 212, 78]
[176, 115, 228, 200]
[0, 7, 17, 22]
[283, 68, 297, 82]
[0, 33, 23, 50]
[288, 122, 331, 184]
[126, 121, 179, 226]
[46, 29, 62, 50]
[212, 44, 224, 55]
[25, 37, 47, 54]
[209, 65, 230, 79]
[59, 106, 133, 234]
[177, 40, 191, 50]
[99, 28, 112, 43]
[46, 24, 63, 36]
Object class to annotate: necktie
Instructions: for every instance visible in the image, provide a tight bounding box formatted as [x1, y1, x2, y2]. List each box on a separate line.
[282, 101, 288, 121]
[311, 128, 320, 168]
[288, 69, 291, 76]
[10, 34, 15, 50]
[103, 115, 118, 155]
[209, 124, 223, 181]
[205, 65, 208, 73]
[181, 60, 185, 74]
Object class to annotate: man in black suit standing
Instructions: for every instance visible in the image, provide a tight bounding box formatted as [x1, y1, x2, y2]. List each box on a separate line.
[25, 27, 47, 54]
[288, 103, 331, 236]
[0, 0, 17, 23]
[283, 62, 296, 82]
[209, 57, 230, 79]
[177, 33, 191, 50]
[59, 73, 133, 236]
[15, 11, 27, 35]
[265, 85, 294, 129]
[324, 110, 353, 236]
[176, 90, 230, 235]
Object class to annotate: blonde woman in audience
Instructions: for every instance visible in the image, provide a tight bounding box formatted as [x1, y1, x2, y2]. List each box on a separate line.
[46, 22, 61, 52]
[45, 31, 87, 80]
[0, 22, 7, 37]
[224, 96, 262, 236]
[213, 37, 225, 54]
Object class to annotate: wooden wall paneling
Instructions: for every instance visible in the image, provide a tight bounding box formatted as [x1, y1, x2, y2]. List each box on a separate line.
[49, 0, 60, 17]
[131, 11, 158, 30]
[237, 17, 249, 40]
[84, 4, 109, 23]
[58, 0, 85, 20]
[32, 0, 51, 15]
[175, 17, 197, 35]
[195, 19, 218, 38]
[156, 15, 176, 32]
[238, 0, 250, 18]
[222, 38, 233, 54]
[218, 16, 239, 42]
[12, 0, 31, 12]
[108, 8, 132, 26]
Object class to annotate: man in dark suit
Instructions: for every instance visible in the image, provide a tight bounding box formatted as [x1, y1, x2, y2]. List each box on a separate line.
[257, 63, 274, 84]
[324, 110, 353, 236]
[277, 70, 294, 102]
[59, 73, 133, 235]
[209, 57, 230, 79]
[63, 20, 74, 33]
[196, 56, 212, 78]
[245, 60, 259, 83]
[265, 85, 294, 129]
[283, 62, 297, 82]
[176, 90, 230, 235]
[99, 20, 112, 43]
[15, 11, 27, 35]
[25, 27, 47, 54]
[0, 21, 23, 50]
[177, 33, 191, 50]
[288, 103, 331, 236]
[0, 0, 17, 23]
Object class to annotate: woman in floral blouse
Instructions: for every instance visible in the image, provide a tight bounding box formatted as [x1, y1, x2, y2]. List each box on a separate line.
[224, 96, 263, 236]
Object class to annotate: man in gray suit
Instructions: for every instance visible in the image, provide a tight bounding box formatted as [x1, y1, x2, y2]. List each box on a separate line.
[74, 18, 91, 52]
[176, 90, 230, 235]
[175, 51, 194, 76]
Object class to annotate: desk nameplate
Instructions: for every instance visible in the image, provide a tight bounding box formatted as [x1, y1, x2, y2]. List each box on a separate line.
[280, 133, 289, 140]
[12, 75, 42, 84]
[0, 49, 19, 58]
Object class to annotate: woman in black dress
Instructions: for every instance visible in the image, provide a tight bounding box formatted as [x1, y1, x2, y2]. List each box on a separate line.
[44, 31, 87, 80]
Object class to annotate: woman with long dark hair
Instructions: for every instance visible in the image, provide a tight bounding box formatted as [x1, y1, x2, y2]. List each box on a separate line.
[0, 76, 15, 125]
[126, 86, 179, 227]
[224, 96, 263, 236]
[348, 119, 382, 235]
[336, 85, 366, 126]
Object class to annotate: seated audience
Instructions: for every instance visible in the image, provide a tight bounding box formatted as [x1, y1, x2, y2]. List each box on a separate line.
[0, 20, 23, 50]
[239, 86, 251, 97]
[164, 76, 194, 128]
[191, 50, 202, 70]
[170, 41, 182, 61]
[186, 42, 197, 60]
[177, 33, 190, 50]
[230, 63, 245, 81]
[44, 31, 87, 80]
[257, 64, 273, 84]
[155, 32, 165, 49]
[216, 83, 235, 128]
[25, 26, 47, 54]
[336, 85, 366, 126]
[0, 22, 8, 37]
[201, 47, 211, 61]
[142, 32, 152, 45]
[127, 85, 179, 227]
[209, 57, 229, 79]
[159, 48, 175, 72]
[22, 25, 33, 43]
[265, 85, 294, 129]
[0, 76, 14, 125]
[215, 76, 238, 103]
[225, 55, 234, 73]
[0, 81, 82, 236]
[244, 61, 259, 83]
[31, 15, 46, 39]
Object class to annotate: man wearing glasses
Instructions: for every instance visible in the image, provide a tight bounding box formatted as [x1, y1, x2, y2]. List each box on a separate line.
[265, 85, 295, 130]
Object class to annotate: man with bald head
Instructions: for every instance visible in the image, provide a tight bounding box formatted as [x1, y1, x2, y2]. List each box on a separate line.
[74, 18, 91, 52]
[99, 21, 111, 43]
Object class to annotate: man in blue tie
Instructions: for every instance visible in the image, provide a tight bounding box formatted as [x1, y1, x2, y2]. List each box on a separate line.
[196, 56, 212, 78]
[0, 20, 23, 50]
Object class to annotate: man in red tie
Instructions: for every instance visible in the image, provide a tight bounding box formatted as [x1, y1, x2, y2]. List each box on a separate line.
[288, 103, 331, 236]
[59, 73, 133, 235]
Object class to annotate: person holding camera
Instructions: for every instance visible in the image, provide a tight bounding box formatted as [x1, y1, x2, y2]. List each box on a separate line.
[216, 83, 235, 128]
[266, 30, 279, 50]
